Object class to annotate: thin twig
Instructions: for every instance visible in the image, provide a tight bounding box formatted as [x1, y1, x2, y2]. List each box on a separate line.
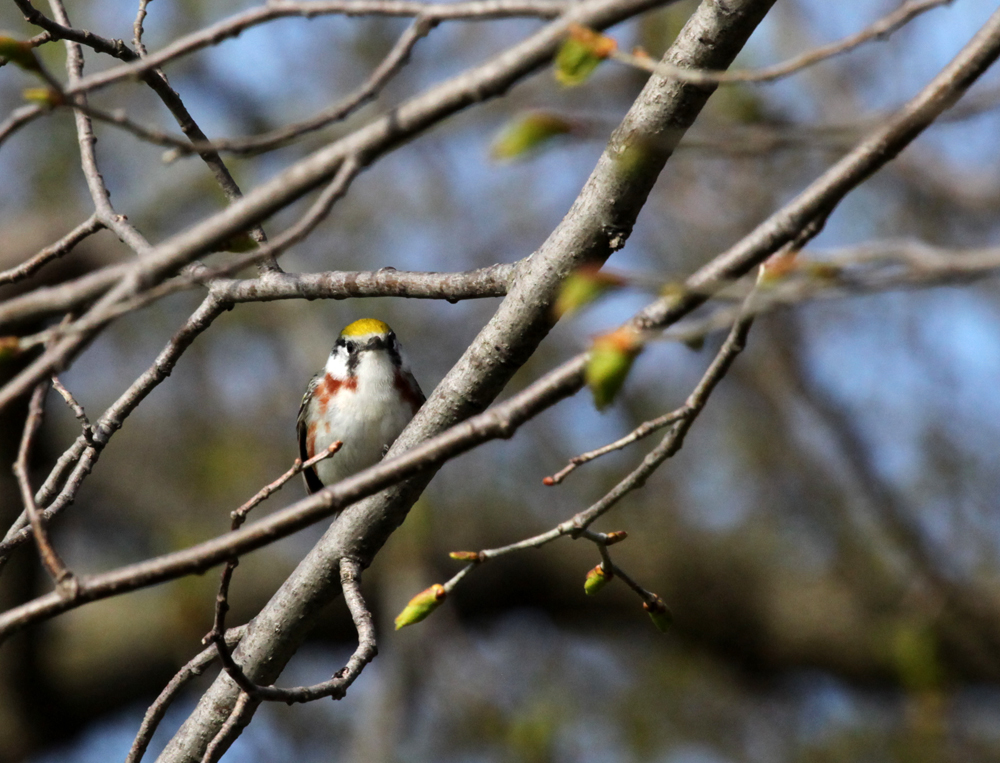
[14, 382, 75, 587]
[611, 0, 950, 86]
[0, 104, 46, 148]
[443, 305, 755, 597]
[0, 215, 104, 287]
[14, 156, 364, 356]
[47, 0, 152, 256]
[125, 626, 246, 763]
[234, 442, 343, 526]
[156, 16, 437, 157]
[572, 309, 756, 534]
[607, 562, 654, 602]
[133, 0, 153, 56]
[201, 690, 251, 763]
[204, 443, 343, 696]
[50, 374, 92, 434]
[205, 557, 377, 705]
[545, 408, 687, 485]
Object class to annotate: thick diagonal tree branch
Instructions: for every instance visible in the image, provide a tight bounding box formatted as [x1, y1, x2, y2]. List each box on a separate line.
[156, 1, 776, 758]
[2, 4, 996, 759]
[3, 1, 998, 649]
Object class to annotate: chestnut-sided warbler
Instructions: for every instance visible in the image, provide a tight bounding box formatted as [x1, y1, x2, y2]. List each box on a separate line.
[297, 318, 425, 493]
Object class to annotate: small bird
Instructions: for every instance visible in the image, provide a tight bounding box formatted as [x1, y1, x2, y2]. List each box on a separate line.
[297, 318, 425, 493]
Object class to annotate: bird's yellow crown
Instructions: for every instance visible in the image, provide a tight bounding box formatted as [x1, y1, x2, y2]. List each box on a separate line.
[340, 318, 391, 337]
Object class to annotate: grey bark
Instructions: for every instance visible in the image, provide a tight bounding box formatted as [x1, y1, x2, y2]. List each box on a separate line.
[157, 0, 777, 759]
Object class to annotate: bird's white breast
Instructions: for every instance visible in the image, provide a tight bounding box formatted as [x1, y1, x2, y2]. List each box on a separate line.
[310, 350, 414, 486]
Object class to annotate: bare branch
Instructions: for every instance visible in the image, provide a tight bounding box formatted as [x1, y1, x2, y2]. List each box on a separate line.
[544, 407, 687, 484]
[59, 14, 430, 159]
[612, 0, 950, 85]
[156, 16, 437, 157]
[661, 242, 1000, 345]
[0, 296, 229, 571]
[0, 259, 513, 333]
[234, 443, 344, 526]
[3, 2, 999, 641]
[0, 356, 587, 641]
[0, 215, 104, 287]
[47, 0, 152, 256]
[126, 627, 248, 763]
[0, 0, 666, 410]
[443, 304, 755, 599]
[132, 0, 153, 56]
[0, 104, 46, 148]
[73, 0, 571, 93]
[633, 4, 1000, 332]
[151, 2, 779, 753]
[49, 374, 93, 439]
[204, 556, 376, 707]
[14, 382, 75, 587]
[203, 444, 344, 699]
[573, 309, 755, 533]
[201, 691, 251, 763]
[209, 263, 516, 304]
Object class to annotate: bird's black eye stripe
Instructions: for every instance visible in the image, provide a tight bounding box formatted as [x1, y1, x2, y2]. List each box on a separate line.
[334, 332, 398, 368]
[346, 342, 359, 374]
[387, 337, 401, 366]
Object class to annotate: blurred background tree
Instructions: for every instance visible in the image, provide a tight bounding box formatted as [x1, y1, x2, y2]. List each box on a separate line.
[2, 0, 1000, 761]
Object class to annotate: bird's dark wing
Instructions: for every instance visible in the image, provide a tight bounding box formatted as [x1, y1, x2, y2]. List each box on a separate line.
[399, 368, 425, 413]
[296, 375, 325, 495]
